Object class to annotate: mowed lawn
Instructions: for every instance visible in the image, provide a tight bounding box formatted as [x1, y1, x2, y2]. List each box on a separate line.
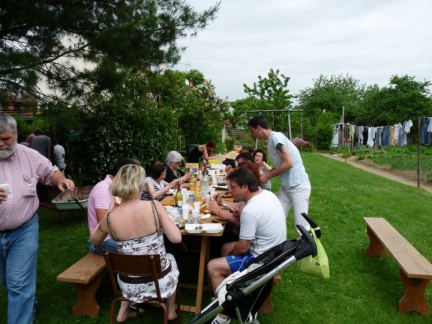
[1, 152, 431, 323]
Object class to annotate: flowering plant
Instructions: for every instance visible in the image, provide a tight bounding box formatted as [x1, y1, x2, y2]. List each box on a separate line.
[292, 137, 315, 152]
[292, 137, 309, 147]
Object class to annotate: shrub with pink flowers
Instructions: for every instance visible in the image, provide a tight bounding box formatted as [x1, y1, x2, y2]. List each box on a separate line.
[292, 137, 315, 152]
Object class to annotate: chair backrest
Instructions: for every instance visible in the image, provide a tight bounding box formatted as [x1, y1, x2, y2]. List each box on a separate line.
[104, 252, 163, 299]
[185, 163, 199, 171]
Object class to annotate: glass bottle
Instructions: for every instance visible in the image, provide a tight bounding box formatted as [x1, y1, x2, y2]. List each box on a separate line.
[174, 183, 183, 207]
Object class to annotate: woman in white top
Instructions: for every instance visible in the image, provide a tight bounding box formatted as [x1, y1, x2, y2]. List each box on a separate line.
[253, 149, 272, 191]
[141, 162, 178, 201]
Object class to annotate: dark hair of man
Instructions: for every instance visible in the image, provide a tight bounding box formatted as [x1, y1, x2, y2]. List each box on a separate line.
[34, 128, 44, 135]
[111, 158, 141, 176]
[226, 167, 260, 192]
[150, 161, 167, 179]
[247, 116, 269, 129]
[235, 152, 254, 162]
[253, 149, 267, 162]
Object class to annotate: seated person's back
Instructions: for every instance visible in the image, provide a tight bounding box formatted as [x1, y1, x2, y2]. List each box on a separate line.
[90, 164, 181, 322]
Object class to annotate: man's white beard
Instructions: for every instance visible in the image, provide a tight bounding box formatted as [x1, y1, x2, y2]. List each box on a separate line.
[0, 137, 17, 159]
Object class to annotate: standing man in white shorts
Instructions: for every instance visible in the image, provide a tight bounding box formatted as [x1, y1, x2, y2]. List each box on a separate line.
[248, 116, 311, 231]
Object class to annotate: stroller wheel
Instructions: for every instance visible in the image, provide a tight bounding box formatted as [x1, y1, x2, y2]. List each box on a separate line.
[246, 312, 260, 324]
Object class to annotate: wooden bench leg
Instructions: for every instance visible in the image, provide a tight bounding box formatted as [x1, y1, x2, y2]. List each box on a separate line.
[259, 275, 281, 314]
[72, 274, 102, 316]
[365, 226, 387, 258]
[399, 269, 430, 315]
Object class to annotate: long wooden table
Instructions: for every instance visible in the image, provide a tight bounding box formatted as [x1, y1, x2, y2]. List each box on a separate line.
[161, 191, 228, 314]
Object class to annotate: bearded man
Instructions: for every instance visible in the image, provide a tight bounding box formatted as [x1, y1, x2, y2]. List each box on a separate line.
[0, 114, 74, 324]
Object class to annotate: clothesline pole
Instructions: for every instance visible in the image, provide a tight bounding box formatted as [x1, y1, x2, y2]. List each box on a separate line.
[417, 117, 421, 188]
[342, 106, 347, 163]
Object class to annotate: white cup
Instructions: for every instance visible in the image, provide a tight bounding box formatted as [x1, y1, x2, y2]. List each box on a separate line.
[182, 205, 190, 220]
[209, 187, 216, 195]
[192, 210, 200, 223]
[212, 177, 217, 186]
[170, 210, 180, 218]
[204, 194, 211, 205]
[165, 206, 174, 213]
[193, 202, 201, 211]
[0, 184, 10, 201]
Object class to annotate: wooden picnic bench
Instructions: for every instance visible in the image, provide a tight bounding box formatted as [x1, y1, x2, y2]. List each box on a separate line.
[258, 274, 282, 314]
[57, 253, 106, 316]
[364, 217, 432, 315]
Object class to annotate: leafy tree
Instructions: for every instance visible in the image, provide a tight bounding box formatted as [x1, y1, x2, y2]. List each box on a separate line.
[70, 71, 178, 183]
[0, 0, 219, 105]
[178, 76, 229, 146]
[298, 74, 364, 122]
[378, 75, 432, 124]
[229, 68, 295, 138]
[356, 84, 384, 125]
[297, 74, 365, 148]
[68, 67, 228, 183]
[243, 68, 294, 111]
[228, 97, 259, 129]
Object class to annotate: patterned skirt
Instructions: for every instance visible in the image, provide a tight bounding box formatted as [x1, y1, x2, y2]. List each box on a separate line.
[118, 253, 179, 303]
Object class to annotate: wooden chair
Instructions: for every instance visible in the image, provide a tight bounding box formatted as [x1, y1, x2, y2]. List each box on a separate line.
[185, 163, 199, 171]
[103, 252, 181, 324]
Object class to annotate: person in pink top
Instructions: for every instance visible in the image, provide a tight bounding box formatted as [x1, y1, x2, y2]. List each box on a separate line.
[87, 158, 140, 255]
[0, 114, 74, 324]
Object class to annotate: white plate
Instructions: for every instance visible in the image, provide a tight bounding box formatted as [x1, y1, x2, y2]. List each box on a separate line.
[185, 223, 223, 234]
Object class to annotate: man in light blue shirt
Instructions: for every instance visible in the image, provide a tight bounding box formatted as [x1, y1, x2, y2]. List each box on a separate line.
[248, 116, 311, 231]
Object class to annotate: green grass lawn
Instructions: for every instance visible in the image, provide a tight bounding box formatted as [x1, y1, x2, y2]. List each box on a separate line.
[1, 152, 432, 323]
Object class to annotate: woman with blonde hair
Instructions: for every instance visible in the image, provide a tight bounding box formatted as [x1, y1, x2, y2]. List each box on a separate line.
[91, 164, 181, 322]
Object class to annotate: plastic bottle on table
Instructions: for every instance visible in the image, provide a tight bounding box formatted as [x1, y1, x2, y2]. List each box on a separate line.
[194, 178, 202, 203]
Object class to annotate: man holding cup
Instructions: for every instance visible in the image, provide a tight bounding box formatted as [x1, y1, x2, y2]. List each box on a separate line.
[0, 114, 75, 324]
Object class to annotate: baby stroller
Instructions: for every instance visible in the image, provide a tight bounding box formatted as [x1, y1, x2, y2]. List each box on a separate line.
[190, 214, 320, 324]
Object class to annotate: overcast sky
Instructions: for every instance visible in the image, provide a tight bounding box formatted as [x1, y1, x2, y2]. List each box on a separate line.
[174, 0, 432, 103]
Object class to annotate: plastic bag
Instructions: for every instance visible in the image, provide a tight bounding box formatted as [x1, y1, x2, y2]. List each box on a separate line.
[297, 226, 330, 279]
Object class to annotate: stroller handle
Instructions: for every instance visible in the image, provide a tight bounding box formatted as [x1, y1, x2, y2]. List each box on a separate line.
[294, 224, 318, 260]
[301, 212, 321, 238]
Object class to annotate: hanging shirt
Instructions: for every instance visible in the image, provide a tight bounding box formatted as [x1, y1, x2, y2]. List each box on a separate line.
[367, 127, 376, 147]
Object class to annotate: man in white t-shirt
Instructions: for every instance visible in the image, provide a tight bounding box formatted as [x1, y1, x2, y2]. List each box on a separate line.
[248, 116, 311, 231]
[207, 167, 286, 324]
[87, 158, 140, 254]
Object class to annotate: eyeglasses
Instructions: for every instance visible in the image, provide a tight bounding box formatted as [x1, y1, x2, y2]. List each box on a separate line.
[228, 184, 240, 191]
[173, 161, 182, 165]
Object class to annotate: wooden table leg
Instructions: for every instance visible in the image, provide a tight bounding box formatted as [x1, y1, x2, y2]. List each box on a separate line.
[71, 274, 101, 316]
[195, 236, 209, 315]
[365, 226, 387, 258]
[399, 269, 430, 315]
